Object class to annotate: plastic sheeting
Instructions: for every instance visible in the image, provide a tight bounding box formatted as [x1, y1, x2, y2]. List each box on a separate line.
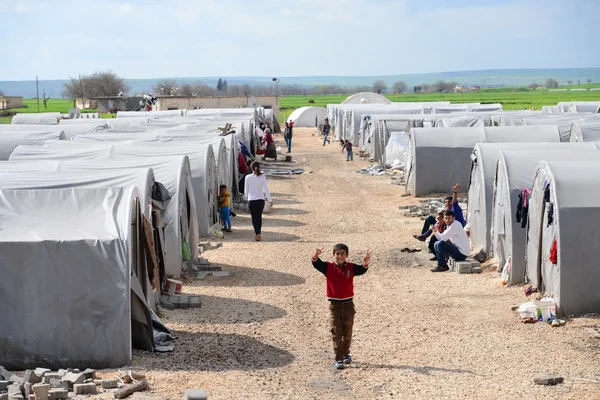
[405, 126, 562, 196]
[11, 112, 60, 125]
[467, 142, 596, 256]
[527, 160, 600, 315]
[341, 92, 391, 105]
[490, 150, 600, 287]
[287, 106, 326, 127]
[0, 187, 138, 368]
[569, 122, 600, 142]
[0, 131, 66, 160]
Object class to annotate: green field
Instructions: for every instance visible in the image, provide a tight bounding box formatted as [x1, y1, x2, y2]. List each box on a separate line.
[2, 90, 600, 125]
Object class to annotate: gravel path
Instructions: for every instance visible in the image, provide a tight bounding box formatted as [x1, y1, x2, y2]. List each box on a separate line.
[125, 128, 600, 399]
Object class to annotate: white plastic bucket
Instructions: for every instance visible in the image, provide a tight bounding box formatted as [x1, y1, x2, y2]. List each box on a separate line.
[534, 299, 556, 322]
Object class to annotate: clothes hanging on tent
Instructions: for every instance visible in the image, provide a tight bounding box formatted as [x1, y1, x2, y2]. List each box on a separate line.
[516, 189, 532, 228]
[546, 202, 554, 226]
[549, 239, 558, 264]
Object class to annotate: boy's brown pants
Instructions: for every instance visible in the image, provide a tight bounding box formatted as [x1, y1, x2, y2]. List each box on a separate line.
[329, 300, 355, 362]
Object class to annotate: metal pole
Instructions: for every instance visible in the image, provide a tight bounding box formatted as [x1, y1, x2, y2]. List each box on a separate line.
[36, 75, 40, 112]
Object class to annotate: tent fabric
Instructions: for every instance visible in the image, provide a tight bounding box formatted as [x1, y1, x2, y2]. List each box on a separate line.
[568, 101, 600, 113]
[569, 122, 600, 142]
[287, 106, 326, 127]
[341, 92, 391, 105]
[467, 141, 594, 255]
[405, 126, 562, 196]
[527, 160, 600, 316]
[0, 131, 66, 160]
[491, 150, 600, 287]
[117, 110, 185, 119]
[467, 104, 503, 112]
[0, 187, 138, 368]
[0, 124, 55, 132]
[11, 113, 60, 125]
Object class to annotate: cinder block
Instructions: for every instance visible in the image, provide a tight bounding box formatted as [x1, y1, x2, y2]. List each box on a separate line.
[0, 381, 9, 391]
[7, 383, 22, 396]
[101, 379, 118, 389]
[184, 389, 208, 400]
[32, 384, 50, 400]
[198, 257, 210, 265]
[22, 371, 40, 385]
[28, 395, 35, 400]
[160, 298, 176, 310]
[8, 394, 23, 400]
[455, 261, 473, 274]
[42, 375, 62, 385]
[82, 369, 96, 380]
[73, 383, 96, 395]
[0, 393, 7, 400]
[33, 369, 50, 380]
[471, 267, 482, 274]
[211, 271, 230, 277]
[189, 296, 202, 308]
[179, 295, 190, 309]
[23, 383, 31, 398]
[47, 379, 66, 390]
[196, 272, 209, 280]
[47, 388, 67, 400]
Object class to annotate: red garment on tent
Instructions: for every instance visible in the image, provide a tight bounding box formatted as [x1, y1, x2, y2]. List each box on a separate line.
[549, 239, 558, 264]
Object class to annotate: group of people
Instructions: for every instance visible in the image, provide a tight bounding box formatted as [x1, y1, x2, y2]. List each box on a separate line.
[412, 183, 470, 272]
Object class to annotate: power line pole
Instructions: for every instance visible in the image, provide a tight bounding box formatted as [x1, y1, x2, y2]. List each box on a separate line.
[36, 75, 40, 112]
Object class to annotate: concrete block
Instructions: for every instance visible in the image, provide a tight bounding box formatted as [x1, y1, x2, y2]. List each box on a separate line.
[47, 388, 67, 400]
[0, 367, 21, 383]
[28, 396, 35, 400]
[33, 369, 50, 380]
[61, 372, 84, 386]
[455, 261, 473, 274]
[32, 384, 50, 400]
[198, 257, 209, 265]
[211, 271, 230, 277]
[23, 383, 31, 398]
[184, 389, 208, 400]
[93, 379, 103, 385]
[82, 369, 96, 380]
[179, 295, 190, 309]
[47, 379, 66, 391]
[7, 394, 23, 400]
[42, 375, 62, 385]
[0, 381, 9, 391]
[471, 267, 483, 274]
[73, 383, 96, 395]
[7, 384, 22, 396]
[0, 393, 7, 400]
[196, 272, 209, 280]
[101, 379, 118, 389]
[22, 371, 40, 385]
[160, 298, 176, 310]
[189, 296, 202, 308]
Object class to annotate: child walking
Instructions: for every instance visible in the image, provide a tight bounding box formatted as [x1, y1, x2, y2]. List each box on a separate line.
[342, 140, 353, 161]
[218, 184, 232, 232]
[312, 244, 372, 369]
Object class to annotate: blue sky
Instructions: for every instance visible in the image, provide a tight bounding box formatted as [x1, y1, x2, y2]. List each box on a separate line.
[1, 0, 599, 80]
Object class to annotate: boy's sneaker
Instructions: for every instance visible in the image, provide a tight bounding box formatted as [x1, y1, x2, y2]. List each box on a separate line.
[343, 355, 352, 365]
[334, 361, 345, 370]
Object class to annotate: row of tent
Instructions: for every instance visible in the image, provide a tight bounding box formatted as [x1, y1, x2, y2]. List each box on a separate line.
[0, 107, 266, 370]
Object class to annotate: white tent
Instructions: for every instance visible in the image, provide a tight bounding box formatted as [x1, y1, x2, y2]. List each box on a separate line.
[0, 131, 66, 160]
[569, 122, 600, 142]
[467, 104, 503, 112]
[568, 102, 600, 113]
[11, 112, 60, 125]
[526, 160, 600, 315]
[341, 92, 391, 105]
[467, 140, 593, 255]
[287, 106, 326, 127]
[542, 106, 559, 114]
[405, 126, 562, 196]
[0, 186, 155, 368]
[117, 110, 185, 118]
[0, 124, 55, 132]
[491, 150, 600, 286]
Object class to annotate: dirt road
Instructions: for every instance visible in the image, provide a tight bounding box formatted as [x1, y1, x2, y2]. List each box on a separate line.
[133, 128, 600, 400]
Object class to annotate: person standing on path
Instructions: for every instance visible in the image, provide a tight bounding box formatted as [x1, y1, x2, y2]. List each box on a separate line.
[244, 161, 273, 241]
[284, 121, 293, 153]
[218, 184, 233, 233]
[312, 244, 372, 370]
[342, 140, 353, 161]
[322, 118, 331, 146]
[262, 122, 278, 160]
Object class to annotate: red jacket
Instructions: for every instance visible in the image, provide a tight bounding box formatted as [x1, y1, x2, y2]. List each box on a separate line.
[312, 258, 368, 300]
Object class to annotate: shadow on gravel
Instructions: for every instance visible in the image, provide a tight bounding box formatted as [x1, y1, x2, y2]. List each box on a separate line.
[222, 229, 300, 242]
[133, 332, 294, 371]
[354, 362, 479, 376]
[270, 198, 304, 205]
[164, 295, 287, 325]
[272, 207, 309, 216]
[196, 264, 306, 287]
[233, 214, 306, 227]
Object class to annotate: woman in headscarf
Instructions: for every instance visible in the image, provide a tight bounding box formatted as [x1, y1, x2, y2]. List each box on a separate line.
[261, 122, 277, 160]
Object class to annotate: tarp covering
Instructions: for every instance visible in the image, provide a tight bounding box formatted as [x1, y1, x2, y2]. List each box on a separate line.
[528, 160, 600, 315]
[341, 92, 391, 105]
[287, 106, 326, 127]
[11, 113, 60, 125]
[406, 126, 562, 196]
[569, 122, 600, 142]
[0, 187, 138, 368]
[0, 131, 66, 160]
[491, 149, 600, 286]
[568, 101, 600, 113]
[117, 110, 185, 118]
[467, 141, 595, 255]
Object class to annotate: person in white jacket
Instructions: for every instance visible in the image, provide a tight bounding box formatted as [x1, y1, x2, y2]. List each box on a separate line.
[244, 161, 273, 241]
[430, 210, 470, 272]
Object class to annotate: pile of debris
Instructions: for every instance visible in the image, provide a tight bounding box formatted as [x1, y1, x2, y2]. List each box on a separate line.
[0, 367, 148, 400]
[399, 198, 468, 218]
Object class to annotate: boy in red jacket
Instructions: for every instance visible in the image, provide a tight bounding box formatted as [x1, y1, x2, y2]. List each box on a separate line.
[312, 244, 372, 369]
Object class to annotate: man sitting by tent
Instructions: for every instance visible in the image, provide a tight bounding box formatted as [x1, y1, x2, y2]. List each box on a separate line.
[413, 183, 466, 242]
[430, 210, 470, 272]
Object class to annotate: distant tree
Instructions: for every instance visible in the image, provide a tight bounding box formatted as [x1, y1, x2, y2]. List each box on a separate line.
[587, 78, 593, 84]
[392, 81, 408, 93]
[222, 79, 228, 92]
[421, 83, 431, 93]
[546, 78, 559, 89]
[63, 71, 129, 98]
[567, 80, 573, 86]
[413, 86, 422, 93]
[179, 83, 196, 97]
[528, 83, 540, 89]
[242, 84, 252, 97]
[0, 89, 4, 96]
[216, 78, 224, 91]
[372, 80, 387, 94]
[355, 85, 371, 93]
[42, 88, 51, 109]
[153, 79, 179, 96]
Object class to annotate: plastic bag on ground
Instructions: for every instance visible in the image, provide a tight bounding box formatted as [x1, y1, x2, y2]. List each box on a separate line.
[208, 223, 224, 239]
[517, 301, 537, 319]
[385, 131, 409, 166]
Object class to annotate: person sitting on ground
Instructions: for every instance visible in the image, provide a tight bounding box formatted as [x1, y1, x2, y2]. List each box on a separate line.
[413, 183, 466, 241]
[430, 210, 470, 272]
[322, 118, 331, 146]
[426, 210, 446, 261]
[342, 140, 353, 161]
[218, 184, 233, 233]
[261, 122, 277, 160]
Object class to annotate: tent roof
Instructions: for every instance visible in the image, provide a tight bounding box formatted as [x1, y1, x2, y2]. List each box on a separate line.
[342, 92, 391, 105]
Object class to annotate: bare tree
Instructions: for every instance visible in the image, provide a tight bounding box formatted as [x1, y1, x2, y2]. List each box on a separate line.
[0, 90, 4, 96]
[587, 78, 593, 84]
[567, 80, 573, 86]
[421, 83, 431, 93]
[42, 88, 51, 109]
[153, 79, 179, 96]
[392, 81, 408, 93]
[179, 83, 196, 97]
[545, 78, 559, 89]
[372, 80, 387, 94]
[63, 71, 129, 98]
[242, 84, 252, 97]
[528, 83, 540, 89]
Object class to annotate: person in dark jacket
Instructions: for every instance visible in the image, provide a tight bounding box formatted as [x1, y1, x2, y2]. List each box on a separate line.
[322, 118, 331, 146]
[284, 121, 293, 153]
[312, 244, 372, 370]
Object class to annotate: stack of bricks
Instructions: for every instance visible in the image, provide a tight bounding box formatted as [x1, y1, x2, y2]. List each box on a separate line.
[449, 259, 482, 274]
[160, 294, 202, 310]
